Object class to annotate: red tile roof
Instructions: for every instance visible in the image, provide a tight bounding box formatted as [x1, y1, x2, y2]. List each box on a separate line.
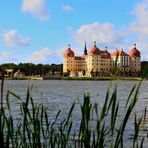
[111, 49, 129, 57]
[64, 48, 74, 57]
[101, 50, 111, 59]
[88, 46, 100, 55]
[129, 47, 140, 57]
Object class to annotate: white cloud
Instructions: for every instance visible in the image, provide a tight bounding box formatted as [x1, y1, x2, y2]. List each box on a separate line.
[27, 47, 51, 63]
[75, 22, 122, 47]
[0, 51, 18, 63]
[4, 30, 30, 47]
[132, 41, 148, 60]
[126, 0, 148, 61]
[62, 5, 74, 12]
[130, 0, 148, 39]
[0, 51, 13, 59]
[21, 0, 50, 20]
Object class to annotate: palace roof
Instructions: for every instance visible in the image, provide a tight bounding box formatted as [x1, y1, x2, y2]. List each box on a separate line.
[64, 45, 74, 57]
[101, 49, 111, 59]
[111, 49, 129, 57]
[129, 44, 140, 57]
[88, 41, 100, 55]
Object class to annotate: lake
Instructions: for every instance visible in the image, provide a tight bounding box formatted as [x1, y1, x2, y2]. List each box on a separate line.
[2, 80, 148, 146]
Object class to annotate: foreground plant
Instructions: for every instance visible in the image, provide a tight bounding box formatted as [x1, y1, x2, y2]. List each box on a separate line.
[0, 79, 146, 147]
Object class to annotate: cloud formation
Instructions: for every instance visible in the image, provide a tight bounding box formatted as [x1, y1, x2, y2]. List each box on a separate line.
[130, 0, 148, 39]
[27, 47, 51, 63]
[0, 51, 13, 59]
[75, 22, 123, 48]
[21, 0, 50, 20]
[4, 30, 30, 47]
[62, 5, 74, 12]
[0, 51, 17, 63]
[127, 0, 148, 60]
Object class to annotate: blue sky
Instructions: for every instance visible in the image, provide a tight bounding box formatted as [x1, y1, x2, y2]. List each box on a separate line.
[0, 0, 148, 64]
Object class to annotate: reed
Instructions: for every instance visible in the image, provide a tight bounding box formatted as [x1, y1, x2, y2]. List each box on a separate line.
[0, 78, 146, 147]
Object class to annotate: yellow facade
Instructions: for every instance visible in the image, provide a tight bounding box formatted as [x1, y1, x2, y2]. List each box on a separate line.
[63, 43, 141, 77]
[111, 55, 130, 72]
[130, 57, 141, 72]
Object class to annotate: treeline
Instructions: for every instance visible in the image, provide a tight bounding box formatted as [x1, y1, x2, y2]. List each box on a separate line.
[0, 63, 63, 76]
[0, 61, 148, 77]
[141, 61, 148, 72]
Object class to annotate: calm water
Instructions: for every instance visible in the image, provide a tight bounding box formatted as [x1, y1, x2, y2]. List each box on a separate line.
[2, 80, 148, 146]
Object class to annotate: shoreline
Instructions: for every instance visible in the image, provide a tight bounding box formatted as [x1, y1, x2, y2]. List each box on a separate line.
[4, 76, 142, 81]
[62, 77, 142, 81]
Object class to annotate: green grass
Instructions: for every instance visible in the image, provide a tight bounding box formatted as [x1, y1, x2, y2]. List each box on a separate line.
[62, 76, 141, 81]
[0, 76, 146, 147]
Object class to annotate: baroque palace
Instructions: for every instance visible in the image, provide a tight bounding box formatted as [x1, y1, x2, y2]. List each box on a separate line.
[63, 42, 141, 77]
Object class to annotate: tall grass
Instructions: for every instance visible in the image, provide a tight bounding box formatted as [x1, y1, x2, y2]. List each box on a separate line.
[0, 77, 146, 147]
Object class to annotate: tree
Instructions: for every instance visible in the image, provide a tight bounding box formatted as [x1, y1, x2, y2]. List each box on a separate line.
[0, 62, 63, 76]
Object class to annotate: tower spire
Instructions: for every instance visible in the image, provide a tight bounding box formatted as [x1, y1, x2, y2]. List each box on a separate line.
[133, 43, 136, 48]
[105, 46, 107, 51]
[68, 44, 71, 49]
[84, 41, 87, 55]
[94, 41, 96, 47]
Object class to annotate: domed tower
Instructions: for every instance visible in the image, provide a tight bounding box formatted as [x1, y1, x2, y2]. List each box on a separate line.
[129, 44, 141, 72]
[63, 44, 75, 73]
[88, 41, 100, 55]
[87, 41, 101, 72]
[64, 44, 74, 57]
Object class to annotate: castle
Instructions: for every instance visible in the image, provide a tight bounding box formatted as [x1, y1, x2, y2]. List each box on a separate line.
[63, 42, 141, 77]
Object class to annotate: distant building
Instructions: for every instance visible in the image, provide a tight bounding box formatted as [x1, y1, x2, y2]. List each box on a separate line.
[129, 44, 141, 72]
[14, 70, 25, 77]
[63, 42, 141, 77]
[4, 69, 14, 77]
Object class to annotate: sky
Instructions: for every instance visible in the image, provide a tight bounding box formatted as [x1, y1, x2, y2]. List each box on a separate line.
[0, 0, 148, 64]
